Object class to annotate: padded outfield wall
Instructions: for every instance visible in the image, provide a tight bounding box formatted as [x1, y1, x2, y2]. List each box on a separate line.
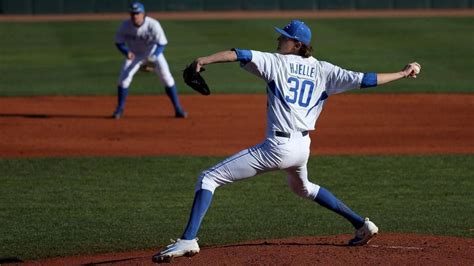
[0, 0, 473, 14]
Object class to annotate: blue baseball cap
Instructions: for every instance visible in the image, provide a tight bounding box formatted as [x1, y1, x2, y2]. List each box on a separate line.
[274, 20, 312, 46]
[129, 2, 145, 13]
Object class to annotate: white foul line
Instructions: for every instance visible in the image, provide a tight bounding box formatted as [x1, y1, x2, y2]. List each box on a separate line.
[369, 244, 424, 250]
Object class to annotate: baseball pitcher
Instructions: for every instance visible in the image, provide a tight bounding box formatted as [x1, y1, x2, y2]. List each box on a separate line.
[112, 2, 186, 119]
[152, 20, 421, 262]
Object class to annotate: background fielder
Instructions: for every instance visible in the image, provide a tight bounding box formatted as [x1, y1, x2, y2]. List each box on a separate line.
[152, 20, 421, 262]
[113, 2, 186, 119]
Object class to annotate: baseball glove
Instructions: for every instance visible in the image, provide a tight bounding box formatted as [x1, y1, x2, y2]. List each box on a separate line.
[139, 56, 156, 72]
[183, 64, 210, 96]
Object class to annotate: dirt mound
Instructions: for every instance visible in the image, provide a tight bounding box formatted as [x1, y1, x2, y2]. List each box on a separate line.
[21, 233, 473, 265]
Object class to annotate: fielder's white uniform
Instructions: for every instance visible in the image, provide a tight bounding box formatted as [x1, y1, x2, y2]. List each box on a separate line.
[197, 50, 363, 200]
[115, 17, 175, 88]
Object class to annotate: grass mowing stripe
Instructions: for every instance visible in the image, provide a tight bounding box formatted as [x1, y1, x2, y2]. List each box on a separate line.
[0, 155, 472, 260]
[0, 17, 473, 96]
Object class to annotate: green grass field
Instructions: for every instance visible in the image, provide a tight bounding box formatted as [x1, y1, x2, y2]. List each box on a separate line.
[0, 17, 473, 96]
[1, 155, 473, 260]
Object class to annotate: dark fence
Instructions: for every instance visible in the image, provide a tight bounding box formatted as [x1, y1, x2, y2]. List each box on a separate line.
[1, 0, 472, 14]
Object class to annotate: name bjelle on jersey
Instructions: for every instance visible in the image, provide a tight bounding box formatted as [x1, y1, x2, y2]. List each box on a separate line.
[289, 63, 315, 79]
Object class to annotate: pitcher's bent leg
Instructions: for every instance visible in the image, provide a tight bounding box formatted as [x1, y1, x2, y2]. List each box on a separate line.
[314, 187, 365, 229]
[182, 142, 275, 240]
[286, 165, 320, 200]
[286, 166, 364, 229]
[195, 144, 271, 193]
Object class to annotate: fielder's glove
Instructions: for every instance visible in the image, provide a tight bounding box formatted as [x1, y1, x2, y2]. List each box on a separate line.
[139, 56, 157, 72]
[183, 64, 210, 95]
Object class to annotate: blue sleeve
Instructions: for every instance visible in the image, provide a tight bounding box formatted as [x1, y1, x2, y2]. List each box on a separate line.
[361, 72, 377, 88]
[115, 43, 129, 57]
[232, 48, 252, 64]
[153, 44, 165, 57]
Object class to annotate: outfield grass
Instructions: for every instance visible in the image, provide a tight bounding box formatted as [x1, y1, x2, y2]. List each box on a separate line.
[0, 155, 472, 260]
[0, 17, 473, 96]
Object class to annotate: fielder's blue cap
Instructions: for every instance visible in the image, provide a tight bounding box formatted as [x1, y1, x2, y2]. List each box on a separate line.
[129, 2, 145, 13]
[274, 20, 312, 46]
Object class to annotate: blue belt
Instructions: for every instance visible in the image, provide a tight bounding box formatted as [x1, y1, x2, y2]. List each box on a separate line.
[275, 131, 308, 138]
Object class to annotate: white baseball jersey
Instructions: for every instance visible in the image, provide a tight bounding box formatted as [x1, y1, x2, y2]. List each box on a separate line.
[115, 16, 168, 57]
[115, 17, 175, 88]
[196, 50, 364, 203]
[242, 51, 363, 137]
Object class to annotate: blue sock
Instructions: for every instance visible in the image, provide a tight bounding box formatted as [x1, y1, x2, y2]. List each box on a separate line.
[116, 86, 128, 111]
[314, 187, 365, 229]
[165, 85, 183, 113]
[181, 189, 213, 240]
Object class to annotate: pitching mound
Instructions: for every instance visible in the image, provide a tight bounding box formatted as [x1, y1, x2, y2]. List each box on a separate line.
[23, 233, 473, 265]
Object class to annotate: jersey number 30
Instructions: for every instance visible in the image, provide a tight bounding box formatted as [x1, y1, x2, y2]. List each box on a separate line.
[285, 77, 315, 107]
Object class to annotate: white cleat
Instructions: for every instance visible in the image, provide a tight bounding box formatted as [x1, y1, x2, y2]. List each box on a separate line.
[348, 218, 379, 246]
[152, 238, 200, 263]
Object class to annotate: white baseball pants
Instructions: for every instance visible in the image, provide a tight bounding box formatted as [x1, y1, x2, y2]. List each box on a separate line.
[118, 53, 175, 88]
[196, 132, 321, 200]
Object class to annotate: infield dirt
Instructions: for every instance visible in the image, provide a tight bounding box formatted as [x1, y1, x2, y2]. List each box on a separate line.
[1, 94, 472, 158]
[20, 234, 474, 265]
